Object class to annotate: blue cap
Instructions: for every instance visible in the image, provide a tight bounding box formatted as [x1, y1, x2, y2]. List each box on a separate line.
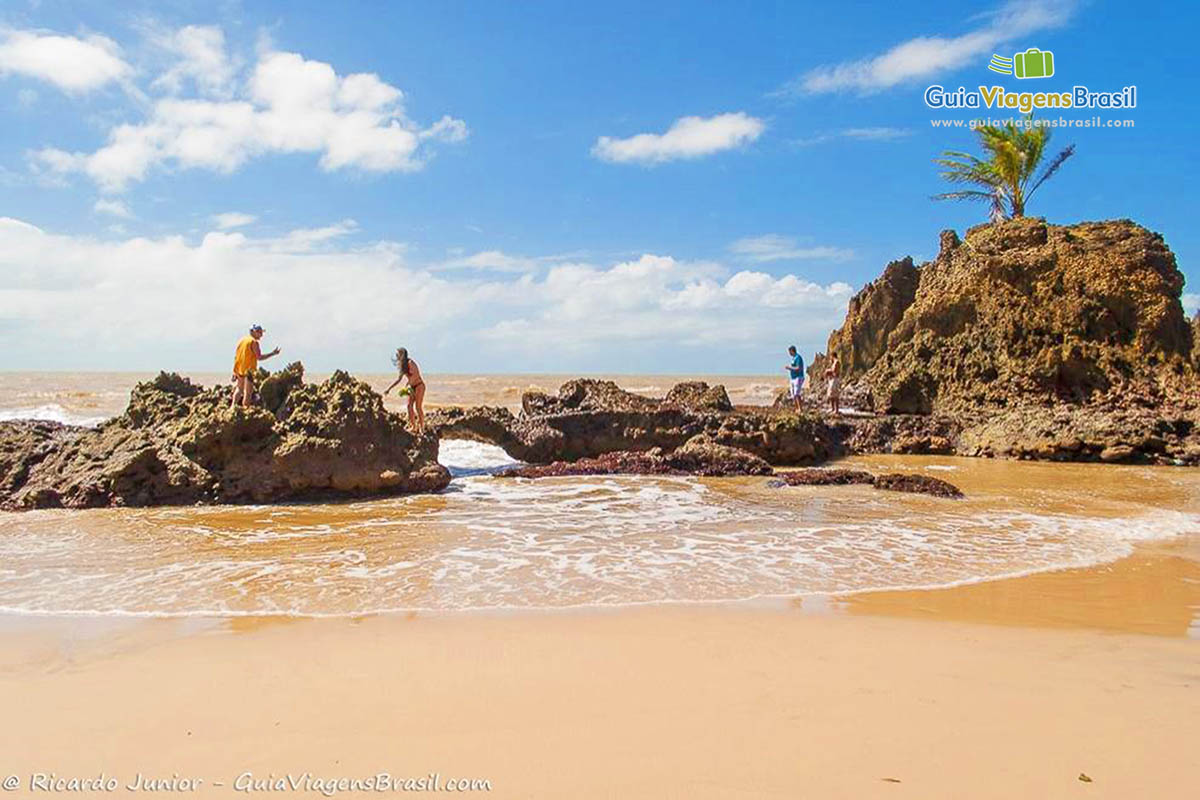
[250, 324, 264, 332]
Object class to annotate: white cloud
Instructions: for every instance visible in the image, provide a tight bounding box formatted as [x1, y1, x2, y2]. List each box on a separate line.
[34, 45, 468, 192]
[592, 112, 765, 165]
[150, 24, 237, 98]
[778, 0, 1078, 95]
[433, 250, 538, 273]
[843, 127, 912, 141]
[729, 235, 854, 263]
[0, 218, 852, 371]
[211, 211, 257, 229]
[1183, 293, 1199, 317]
[792, 127, 913, 146]
[93, 198, 133, 218]
[265, 219, 358, 252]
[0, 29, 131, 92]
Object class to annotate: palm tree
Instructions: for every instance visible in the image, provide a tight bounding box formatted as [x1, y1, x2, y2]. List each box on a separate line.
[933, 115, 1074, 220]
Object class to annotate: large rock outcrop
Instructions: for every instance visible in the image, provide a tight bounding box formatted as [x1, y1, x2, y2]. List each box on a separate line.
[429, 379, 840, 466]
[817, 218, 1193, 415]
[804, 218, 1200, 464]
[0, 363, 450, 510]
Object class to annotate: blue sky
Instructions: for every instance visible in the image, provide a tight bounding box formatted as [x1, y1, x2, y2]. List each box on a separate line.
[0, 0, 1196, 374]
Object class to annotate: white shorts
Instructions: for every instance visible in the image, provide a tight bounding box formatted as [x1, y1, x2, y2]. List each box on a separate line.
[789, 377, 804, 398]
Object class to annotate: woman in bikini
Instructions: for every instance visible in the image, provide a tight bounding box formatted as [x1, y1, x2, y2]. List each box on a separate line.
[385, 347, 426, 433]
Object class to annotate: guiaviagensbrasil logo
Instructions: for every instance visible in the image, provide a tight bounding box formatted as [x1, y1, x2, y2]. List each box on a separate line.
[924, 46, 1136, 113]
[989, 48, 1055, 79]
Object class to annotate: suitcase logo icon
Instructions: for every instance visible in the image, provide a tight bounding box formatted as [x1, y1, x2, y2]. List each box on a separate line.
[988, 48, 1055, 79]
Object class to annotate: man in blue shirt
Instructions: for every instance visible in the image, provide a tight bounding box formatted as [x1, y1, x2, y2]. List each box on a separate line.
[784, 345, 805, 411]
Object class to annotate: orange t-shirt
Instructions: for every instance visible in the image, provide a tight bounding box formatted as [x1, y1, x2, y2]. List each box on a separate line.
[233, 335, 258, 376]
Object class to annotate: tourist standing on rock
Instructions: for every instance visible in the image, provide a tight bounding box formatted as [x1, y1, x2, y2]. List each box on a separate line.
[231, 324, 281, 409]
[825, 354, 841, 414]
[784, 346, 805, 411]
[385, 347, 426, 433]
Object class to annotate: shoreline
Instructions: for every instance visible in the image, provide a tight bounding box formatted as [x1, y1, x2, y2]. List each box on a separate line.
[3, 591, 1196, 799]
[3, 527, 1195, 799]
[2, 531, 1194, 636]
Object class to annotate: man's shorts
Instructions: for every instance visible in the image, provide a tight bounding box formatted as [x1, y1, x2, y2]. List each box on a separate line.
[789, 376, 804, 398]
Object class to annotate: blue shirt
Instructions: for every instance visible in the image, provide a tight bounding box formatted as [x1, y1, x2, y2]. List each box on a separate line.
[789, 354, 804, 379]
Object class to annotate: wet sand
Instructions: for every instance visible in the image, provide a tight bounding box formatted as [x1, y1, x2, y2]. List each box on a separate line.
[2, 591, 1197, 800]
[841, 538, 1200, 637]
[3, 542, 1199, 799]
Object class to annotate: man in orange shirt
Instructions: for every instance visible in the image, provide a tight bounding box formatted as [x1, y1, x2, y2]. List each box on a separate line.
[231, 324, 281, 408]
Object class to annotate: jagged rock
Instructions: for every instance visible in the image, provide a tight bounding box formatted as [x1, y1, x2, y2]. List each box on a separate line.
[0, 365, 450, 510]
[668, 434, 772, 474]
[256, 361, 306, 414]
[1099, 444, 1136, 463]
[521, 379, 658, 416]
[778, 467, 963, 498]
[663, 382, 733, 412]
[1191, 312, 1200, 370]
[872, 473, 964, 498]
[808, 255, 920, 408]
[497, 434, 772, 479]
[868, 218, 1192, 412]
[814, 219, 1194, 414]
[778, 468, 875, 486]
[955, 403, 1196, 464]
[431, 380, 840, 466]
[0, 420, 89, 502]
[838, 415, 962, 455]
[424, 405, 535, 456]
[802, 217, 1200, 465]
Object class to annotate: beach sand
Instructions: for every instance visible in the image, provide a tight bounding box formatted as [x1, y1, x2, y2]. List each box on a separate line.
[2, 550, 1197, 800]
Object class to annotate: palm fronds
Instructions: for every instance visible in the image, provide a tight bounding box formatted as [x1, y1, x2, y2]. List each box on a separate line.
[932, 115, 1073, 220]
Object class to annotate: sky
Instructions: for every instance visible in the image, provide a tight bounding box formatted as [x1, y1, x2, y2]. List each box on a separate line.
[0, 0, 1196, 374]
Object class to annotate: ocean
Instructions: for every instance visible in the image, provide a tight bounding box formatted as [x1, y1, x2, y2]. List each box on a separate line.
[0, 371, 1197, 618]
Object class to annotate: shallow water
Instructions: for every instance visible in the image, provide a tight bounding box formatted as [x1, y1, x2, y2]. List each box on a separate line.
[0, 439, 1197, 617]
[0, 370, 785, 422]
[1, 373, 1198, 619]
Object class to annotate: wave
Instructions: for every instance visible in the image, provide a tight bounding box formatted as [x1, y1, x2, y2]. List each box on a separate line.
[0, 472, 1192, 618]
[0, 404, 108, 428]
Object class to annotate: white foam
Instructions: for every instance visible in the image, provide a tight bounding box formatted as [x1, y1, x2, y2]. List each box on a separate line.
[0, 404, 107, 428]
[0, 475, 1194, 618]
[438, 440, 521, 477]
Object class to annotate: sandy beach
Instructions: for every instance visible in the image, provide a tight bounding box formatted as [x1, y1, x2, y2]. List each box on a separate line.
[1, 596, 1195, 800]
[2, 533, 1198, 800]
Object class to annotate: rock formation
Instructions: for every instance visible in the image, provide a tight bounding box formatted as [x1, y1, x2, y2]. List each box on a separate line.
[807, 218, 1200, 464]
[806, 256, 921, 410]
[816, 218, 1194, 414]
[497, 434, 772, 478]
[0, 363, 450, 510]
[429, 379, 841, 466]
[778, 468, 964, 498]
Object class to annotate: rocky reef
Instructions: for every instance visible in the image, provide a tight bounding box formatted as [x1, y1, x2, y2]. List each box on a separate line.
[497, 434, 772, 479]
[807, 218, 1200, 465]
[428, 379, 841, 466]
[776, 468, 963, 498]
[0, 363, 450, 510]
